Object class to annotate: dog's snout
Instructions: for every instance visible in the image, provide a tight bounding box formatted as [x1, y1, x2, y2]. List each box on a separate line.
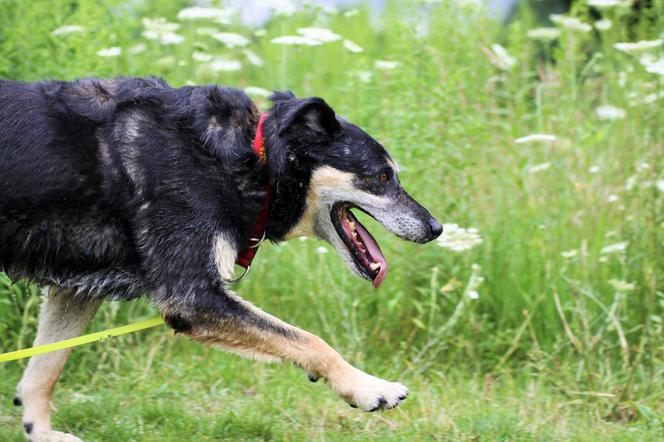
[428, 218, 443, 239]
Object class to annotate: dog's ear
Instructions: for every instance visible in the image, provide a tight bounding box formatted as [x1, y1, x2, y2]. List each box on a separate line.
[279, 97, 340, 138]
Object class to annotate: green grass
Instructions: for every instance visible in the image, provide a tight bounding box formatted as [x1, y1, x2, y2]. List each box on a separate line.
[1, 0, 663, 440]
[1, 339, 662, 441]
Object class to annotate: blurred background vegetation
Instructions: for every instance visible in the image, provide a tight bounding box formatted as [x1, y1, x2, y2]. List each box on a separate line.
[0, 0, 662, 440]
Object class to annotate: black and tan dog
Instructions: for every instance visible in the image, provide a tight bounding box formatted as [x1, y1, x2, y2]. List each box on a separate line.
[0, 77, 442, 442]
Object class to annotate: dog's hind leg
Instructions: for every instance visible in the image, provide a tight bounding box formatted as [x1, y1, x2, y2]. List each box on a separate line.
[15, 287, 102, 442]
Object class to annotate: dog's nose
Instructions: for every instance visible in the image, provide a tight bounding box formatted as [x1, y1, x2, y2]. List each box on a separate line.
[429, 219, 443, 238]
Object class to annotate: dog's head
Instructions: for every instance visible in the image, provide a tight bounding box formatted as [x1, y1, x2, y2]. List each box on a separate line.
[265, 92, 442, 288]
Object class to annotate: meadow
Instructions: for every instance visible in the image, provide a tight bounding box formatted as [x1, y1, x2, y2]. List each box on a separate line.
[0, 0, 662, 440]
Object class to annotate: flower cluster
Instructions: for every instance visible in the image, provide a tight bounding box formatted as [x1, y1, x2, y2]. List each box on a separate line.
[437, 224, 483, 252]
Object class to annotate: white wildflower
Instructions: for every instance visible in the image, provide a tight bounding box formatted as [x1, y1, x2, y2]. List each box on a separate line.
[657, 180, 664, 193]
[437, 223, 483, 252]
[588, 0, 623, 8]
[600, 241, 628, 254]
[128, 43, 147, 54]
[142, 17, 180, 33]
[639, 54, 664, 76]
[177, 6, 232, 24]
[607, 194, 619, 202]
[526, 27, 560, 41]
[271, 35, 322, 46]
[614, 39, 663, 54]
[161, 33, 185, 45]
[597, 105, 626, 120]
[254, 29, 267, 37]
[244, 86, 271, 98]
[344, 9, 359, 17]
[354, 70, 373, 83]
[264, 0, 296, 16]
[561, 249, 578, 259]
[589, 166, 600, 174]
[595, 19, 613, 31]
[243, 49, 264, 67]
[640, 91, 664, 104]
[609, 279, 636, 292]
[297, 27, 341, 43]
[550, 14, 592, 32]
[618, 71, 628, 87]
[490, 44, 517, 70]
[625, 175, 637, 191]
[343, 39, 363, 53]
[527, 162, 551, 173]
[97, 47, 121, 57]
[142, 18, 184, 45]
[374, 60, 400, 70]
[51, 25, 84, 36]
[643, 60, 664, 75]
[464, 263, 484, 300]
[192, 51, 213, 63]
[636, 162, 650, 172]
[209, 58, 242, 72]
[316, 246, 328, 254]
[514, 134, 557, 144]
[212, 32, 250, 48]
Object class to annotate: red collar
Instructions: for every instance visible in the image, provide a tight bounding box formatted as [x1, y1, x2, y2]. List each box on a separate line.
[235, 113, 272, 270]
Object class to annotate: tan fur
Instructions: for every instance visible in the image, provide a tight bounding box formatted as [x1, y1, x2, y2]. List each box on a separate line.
[183, 295, 350, 386]
[284, 166, 353, 238]
[169, 291, 407, 410]
[285, 166, 390, 239]
[17, 287, 101, 442]
[386, 158, 400, 173]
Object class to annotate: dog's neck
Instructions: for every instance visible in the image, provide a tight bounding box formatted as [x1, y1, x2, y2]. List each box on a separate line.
[260, 116, 314, 243]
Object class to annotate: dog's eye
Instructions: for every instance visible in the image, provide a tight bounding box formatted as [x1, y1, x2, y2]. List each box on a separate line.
[378, 173, 388, 184]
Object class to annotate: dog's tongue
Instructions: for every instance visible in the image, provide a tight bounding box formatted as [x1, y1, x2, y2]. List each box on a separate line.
[354, 220, 388, 288]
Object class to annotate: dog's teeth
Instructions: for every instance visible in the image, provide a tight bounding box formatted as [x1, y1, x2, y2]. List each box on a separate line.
[369, 262, 381, 271]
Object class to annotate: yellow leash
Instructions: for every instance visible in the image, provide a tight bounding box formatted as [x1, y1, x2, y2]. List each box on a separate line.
[0, 317, 165, 363]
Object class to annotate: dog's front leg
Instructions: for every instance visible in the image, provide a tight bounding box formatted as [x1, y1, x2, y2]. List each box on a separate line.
[159, 291, 407, 412]
[144, 223, 407, 411]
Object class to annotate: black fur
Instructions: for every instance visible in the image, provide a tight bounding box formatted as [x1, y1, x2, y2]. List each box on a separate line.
[0, 76, 409, 334]
[1, 77, 262, 304]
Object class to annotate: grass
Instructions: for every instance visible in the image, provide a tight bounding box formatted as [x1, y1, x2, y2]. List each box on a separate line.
[1, 0, 663, 440]
[1, 338, 662, 441]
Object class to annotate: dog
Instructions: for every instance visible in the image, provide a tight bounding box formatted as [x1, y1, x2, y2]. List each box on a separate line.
[0, 77, 442, 441]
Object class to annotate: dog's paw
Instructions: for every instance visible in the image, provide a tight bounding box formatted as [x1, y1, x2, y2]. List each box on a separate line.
[333, 368, 408, 412]
[29, 430, 84, 442]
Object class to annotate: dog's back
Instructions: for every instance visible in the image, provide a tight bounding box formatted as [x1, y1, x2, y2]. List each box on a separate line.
[0, 79, 150, 296]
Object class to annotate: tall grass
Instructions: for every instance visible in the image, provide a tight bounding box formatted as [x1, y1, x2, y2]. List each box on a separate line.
[0, 0, 662, 427]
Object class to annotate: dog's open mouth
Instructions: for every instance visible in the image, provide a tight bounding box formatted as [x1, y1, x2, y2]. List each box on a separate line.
[331, 203, 388, 288]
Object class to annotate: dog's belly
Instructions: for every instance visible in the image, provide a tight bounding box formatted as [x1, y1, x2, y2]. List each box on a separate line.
[0, 209, 145, 299]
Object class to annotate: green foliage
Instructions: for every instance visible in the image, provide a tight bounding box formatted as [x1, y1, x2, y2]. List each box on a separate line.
[0, 0, 662, 439]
